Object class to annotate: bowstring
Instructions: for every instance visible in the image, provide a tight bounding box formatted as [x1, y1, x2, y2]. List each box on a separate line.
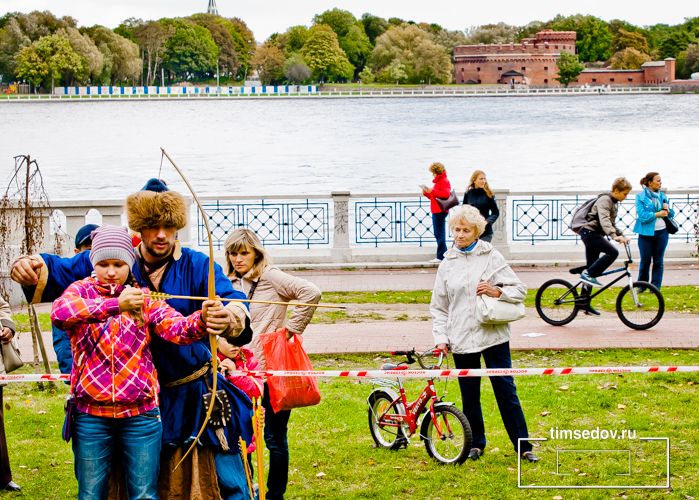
[158, 151, 164, 181]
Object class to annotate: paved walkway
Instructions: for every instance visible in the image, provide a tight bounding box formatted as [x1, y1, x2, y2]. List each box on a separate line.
[14, 263, 699, 361]
[296, 263, 699, 352]
[292, 262, 699, 292]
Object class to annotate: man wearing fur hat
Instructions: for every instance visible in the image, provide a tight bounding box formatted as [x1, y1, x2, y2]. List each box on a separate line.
[11, 179, 254, 499]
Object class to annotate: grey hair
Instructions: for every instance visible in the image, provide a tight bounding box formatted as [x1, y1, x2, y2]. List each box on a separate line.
[448, 205, 487, 237]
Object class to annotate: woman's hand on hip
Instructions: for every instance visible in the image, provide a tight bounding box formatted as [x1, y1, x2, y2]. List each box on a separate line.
[476, 281, 502, 298]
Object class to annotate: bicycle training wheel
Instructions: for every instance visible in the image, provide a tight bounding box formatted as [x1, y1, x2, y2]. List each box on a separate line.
[535, 279, 579, 326]
[422, 405, 472, 465]
[368, 390, 407, 450]
[616, 281, 664, 330]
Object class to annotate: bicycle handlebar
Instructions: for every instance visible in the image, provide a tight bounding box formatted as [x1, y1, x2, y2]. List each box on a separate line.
[390, 348, 444, 369]
[624, 242, 633, 263]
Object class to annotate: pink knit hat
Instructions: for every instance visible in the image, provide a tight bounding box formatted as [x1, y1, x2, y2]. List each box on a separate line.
[89, 225, 136, 268]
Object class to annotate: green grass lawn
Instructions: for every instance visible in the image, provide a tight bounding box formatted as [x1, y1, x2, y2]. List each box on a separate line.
[5, 349, 698, 498]
[322, 285, 699, 313]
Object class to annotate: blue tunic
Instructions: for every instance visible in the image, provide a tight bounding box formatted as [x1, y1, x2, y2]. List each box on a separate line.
[33, 246, 253, 450]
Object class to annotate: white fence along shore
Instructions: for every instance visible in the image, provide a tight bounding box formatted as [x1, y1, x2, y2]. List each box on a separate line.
[0, 85, 673, 102]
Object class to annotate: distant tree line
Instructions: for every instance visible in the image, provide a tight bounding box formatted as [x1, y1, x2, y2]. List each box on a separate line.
[256, 11, 699, 85]
[1, 9, 698, 91]
[0, 10, 254, 91]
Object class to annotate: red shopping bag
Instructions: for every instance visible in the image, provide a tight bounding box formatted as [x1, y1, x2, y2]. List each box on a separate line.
[260, 328, 321, 412]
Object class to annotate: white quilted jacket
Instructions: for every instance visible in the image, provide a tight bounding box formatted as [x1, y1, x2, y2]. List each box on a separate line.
[430, 241, 526, 354]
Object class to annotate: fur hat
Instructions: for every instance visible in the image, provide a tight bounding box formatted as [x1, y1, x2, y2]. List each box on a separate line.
[126, 182, 187, 232]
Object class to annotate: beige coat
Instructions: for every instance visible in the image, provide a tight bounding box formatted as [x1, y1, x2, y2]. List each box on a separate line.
[0, 297, 18, 377]
[230, 266, 321, 369]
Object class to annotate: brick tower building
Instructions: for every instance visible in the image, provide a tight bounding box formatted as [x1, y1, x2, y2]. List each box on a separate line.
[453, 30, 577, 86]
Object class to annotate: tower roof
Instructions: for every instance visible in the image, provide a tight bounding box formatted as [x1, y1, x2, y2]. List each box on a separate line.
[207, 0, 219, 15]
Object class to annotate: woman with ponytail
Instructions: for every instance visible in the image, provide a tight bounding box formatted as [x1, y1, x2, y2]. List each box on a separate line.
[633, 172, 673, 289]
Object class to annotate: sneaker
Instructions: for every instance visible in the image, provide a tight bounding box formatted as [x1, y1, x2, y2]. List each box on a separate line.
[580, 271, 602, 287]
[429, 258, 442, 263]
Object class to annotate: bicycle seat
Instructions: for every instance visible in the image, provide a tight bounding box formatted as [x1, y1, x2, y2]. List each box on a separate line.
[569, 265, 587, 275]
[381, 363, 408, 371]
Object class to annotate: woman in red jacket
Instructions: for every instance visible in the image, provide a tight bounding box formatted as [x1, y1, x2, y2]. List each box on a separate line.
[422, 162, 453, 261]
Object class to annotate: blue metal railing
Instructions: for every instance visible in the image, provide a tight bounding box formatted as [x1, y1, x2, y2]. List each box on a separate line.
[198, 199, 330, 249]
[511, 194, 699, 244]
[194, 193, 697, 249]
[354, 197, 435, 246]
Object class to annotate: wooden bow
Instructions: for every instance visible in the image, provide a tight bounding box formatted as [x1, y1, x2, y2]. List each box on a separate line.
[160, 148, 219, 471]
[148, 291, 344, 309]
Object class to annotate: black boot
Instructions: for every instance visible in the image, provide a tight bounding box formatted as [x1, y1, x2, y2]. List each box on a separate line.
[580, 303, 601, 316]
[579, 285, 600, 316]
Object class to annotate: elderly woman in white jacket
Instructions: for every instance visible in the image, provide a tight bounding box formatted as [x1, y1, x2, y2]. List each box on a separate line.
[430, 205, 538, 463]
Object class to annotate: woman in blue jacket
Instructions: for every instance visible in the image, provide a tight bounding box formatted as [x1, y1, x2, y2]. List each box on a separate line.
[633, 172, 673, 289]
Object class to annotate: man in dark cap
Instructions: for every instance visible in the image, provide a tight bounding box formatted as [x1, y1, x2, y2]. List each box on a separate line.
[74, 223, 99, 252]
[11, 180, 254, 499]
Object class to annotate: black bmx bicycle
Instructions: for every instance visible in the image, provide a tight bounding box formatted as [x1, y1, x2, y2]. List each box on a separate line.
[535, 243, 664, 330]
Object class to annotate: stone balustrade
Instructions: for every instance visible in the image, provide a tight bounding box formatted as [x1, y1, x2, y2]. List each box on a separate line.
[2, 189, 697, 305]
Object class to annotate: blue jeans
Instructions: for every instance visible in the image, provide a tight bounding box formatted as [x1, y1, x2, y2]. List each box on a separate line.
[262, 385, 292, 500]
[432, 212, 448, 260]
[453, 342, 532, 453]
[637, 229, 669, 289]
[72, 408, 162, 500]
[214, 451, 250, 500]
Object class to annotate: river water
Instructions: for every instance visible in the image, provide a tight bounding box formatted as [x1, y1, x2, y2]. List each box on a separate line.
[1, 94, 697, 200]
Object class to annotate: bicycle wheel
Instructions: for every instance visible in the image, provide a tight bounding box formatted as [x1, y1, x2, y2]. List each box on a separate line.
[368, 390, 407, 450]
[616, 281, 664, 330]
[535, 279, 579, 326]
[422, 404, 472, 465]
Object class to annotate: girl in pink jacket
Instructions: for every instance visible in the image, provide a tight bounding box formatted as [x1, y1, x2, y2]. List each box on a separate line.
[51, 225, 223, 499]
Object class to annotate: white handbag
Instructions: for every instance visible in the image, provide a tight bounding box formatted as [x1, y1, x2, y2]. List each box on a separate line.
[476, 262, 525, 325]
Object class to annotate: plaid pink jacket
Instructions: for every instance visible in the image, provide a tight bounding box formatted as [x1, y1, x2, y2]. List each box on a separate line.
[51, 277, 207, 418]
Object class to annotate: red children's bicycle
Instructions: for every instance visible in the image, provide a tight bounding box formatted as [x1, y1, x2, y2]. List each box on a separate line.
[367, 348, 472, 465]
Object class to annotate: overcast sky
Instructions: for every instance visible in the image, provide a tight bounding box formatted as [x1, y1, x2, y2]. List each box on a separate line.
[2, 0, 695, 42]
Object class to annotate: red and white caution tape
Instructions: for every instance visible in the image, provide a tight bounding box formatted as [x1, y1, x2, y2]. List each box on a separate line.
[0, 373, 70, 383]
[1, 366, 697, 384]
[231, 366, 699, 378]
